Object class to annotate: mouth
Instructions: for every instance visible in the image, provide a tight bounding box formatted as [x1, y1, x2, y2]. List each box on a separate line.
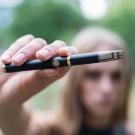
[97, 99, 113, 108]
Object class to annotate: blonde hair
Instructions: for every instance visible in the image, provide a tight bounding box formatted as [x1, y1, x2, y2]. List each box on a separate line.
[46, 27, 132, 135]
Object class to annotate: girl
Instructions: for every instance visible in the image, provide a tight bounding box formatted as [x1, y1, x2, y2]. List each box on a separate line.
[0, 27, 134, 135]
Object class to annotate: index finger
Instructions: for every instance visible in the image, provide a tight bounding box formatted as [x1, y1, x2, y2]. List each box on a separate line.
[1, 35, 34, 64]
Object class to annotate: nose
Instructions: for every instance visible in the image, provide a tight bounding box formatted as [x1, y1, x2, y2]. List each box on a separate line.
[99, 75, 114, 94]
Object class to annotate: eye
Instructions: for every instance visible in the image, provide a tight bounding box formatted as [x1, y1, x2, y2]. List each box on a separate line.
[111, 70, 122, 82]
[85, 70, 101, 80]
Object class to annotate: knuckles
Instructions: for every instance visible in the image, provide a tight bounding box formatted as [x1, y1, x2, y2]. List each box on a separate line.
[4, 35, 70, 64]
[53, 40, 66, 47]
[37, 40, 67, 56]
[32, 38, 47, 46]
[15, 34, 35, 43]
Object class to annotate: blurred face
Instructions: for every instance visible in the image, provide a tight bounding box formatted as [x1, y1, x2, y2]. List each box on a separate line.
[80, 48, 126, 118]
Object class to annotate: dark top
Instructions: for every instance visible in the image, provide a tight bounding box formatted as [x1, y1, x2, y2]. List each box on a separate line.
[78, 123, 127, 135]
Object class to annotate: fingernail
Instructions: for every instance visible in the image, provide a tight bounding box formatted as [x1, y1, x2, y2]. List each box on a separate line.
[59, 47, 70, 56]
[38, 50, 50, 59]
[13, 53, 26, 64]
[1, 54, 11, 63]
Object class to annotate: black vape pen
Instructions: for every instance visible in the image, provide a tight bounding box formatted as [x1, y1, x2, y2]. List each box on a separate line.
[3, 50, 123, 73]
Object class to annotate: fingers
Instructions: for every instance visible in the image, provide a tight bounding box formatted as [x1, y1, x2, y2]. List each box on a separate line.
[1, 36, 79, 67]
[1, 36, 47, 66]
[36, 40, 66, 61]
[12, 38, 47, 66]
[36, 40, 79, 61]
[59, 46, 79, 56]
[1, 35, 34, 64]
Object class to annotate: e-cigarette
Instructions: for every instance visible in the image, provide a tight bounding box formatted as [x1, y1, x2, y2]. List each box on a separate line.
[3, 50, 123, 73]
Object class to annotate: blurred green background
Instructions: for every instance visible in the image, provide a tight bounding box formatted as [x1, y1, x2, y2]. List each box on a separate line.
[0, 0, 135, 121]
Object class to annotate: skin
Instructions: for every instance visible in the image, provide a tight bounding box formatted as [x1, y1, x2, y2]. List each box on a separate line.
[0, 35, 78, 135]
[0, 35, 134, 135]
[80, 59, 125, 128]
[80, 47, 135, 134]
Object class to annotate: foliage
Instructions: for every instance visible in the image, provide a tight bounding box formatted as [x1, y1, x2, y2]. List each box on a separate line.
[99, 0, 135, 58]
[10, 0, 88, 44]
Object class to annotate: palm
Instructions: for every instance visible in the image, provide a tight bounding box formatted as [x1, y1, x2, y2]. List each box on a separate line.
[0, 67, 68, 108]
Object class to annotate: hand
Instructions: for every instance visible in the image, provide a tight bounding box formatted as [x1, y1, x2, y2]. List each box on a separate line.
[0, 35, 78, 108]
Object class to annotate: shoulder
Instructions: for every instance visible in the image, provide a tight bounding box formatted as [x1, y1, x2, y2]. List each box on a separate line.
[124, 122, 135, 135]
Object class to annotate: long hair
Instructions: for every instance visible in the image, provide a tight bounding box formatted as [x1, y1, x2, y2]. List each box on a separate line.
[46, 27, 132, 135]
